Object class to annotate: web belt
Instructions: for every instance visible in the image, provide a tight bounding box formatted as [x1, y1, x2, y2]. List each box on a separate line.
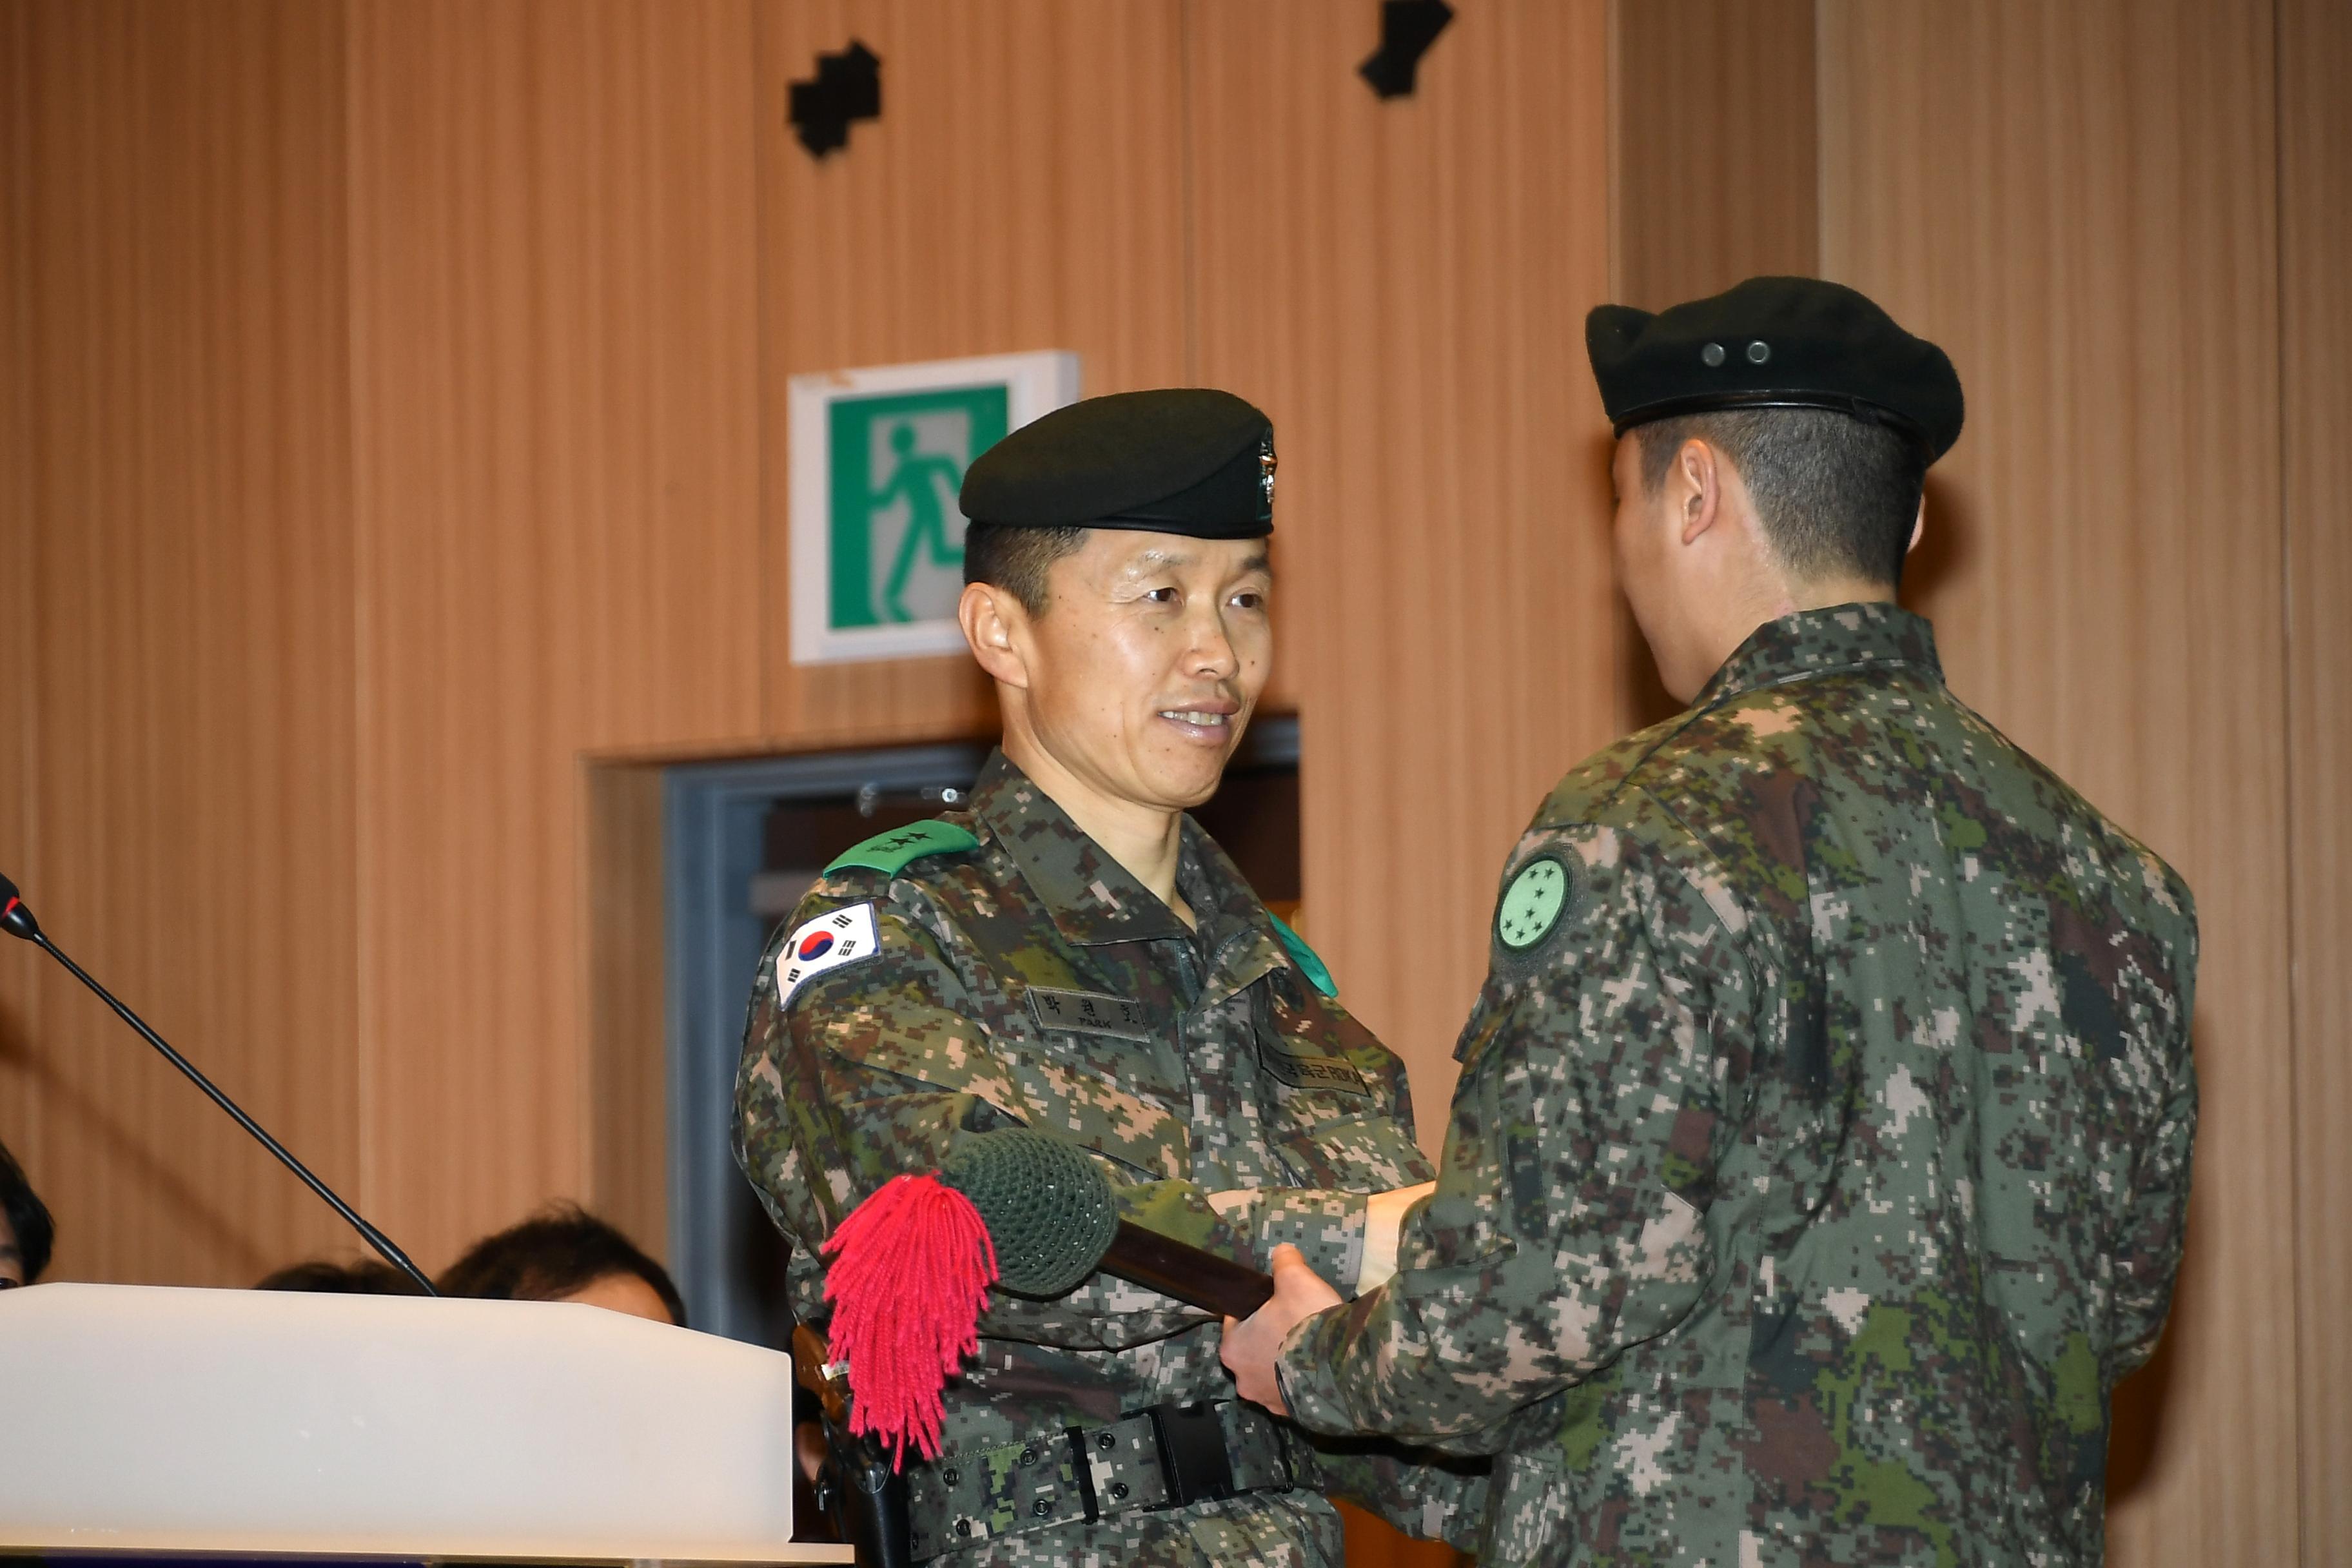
[902, 1398, 1294, 1560]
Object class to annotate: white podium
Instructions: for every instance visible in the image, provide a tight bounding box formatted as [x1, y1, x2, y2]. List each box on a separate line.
[0, 1282, 852, 1562]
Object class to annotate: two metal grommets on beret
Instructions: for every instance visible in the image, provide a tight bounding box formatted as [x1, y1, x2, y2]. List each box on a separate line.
[1700, 340, 1772, 367]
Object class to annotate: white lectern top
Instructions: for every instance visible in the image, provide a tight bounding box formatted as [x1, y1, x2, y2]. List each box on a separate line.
[0, 1282, 852, 1562]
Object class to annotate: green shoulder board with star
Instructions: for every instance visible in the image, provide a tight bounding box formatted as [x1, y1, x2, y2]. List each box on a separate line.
[1269, 914, 1337, 999]
[825, 819, 981, 876]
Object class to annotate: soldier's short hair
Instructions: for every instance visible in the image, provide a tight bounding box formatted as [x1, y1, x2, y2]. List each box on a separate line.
[1638, 406, 1927, 588]
[963, 522, 1087, 616]
[438, 1203, 686, 1326]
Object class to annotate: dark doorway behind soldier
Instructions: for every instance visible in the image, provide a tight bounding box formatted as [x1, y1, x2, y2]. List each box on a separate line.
[735, 389, 1485, 1566]
[1225, 279, 2199, 1568]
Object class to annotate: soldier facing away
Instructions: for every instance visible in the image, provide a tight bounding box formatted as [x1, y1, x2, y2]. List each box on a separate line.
[1223, 277, 2199, 1567]
[734, 389, 1484, 1565]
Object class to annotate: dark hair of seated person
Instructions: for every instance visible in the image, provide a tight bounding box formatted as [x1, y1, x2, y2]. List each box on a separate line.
[1, 1136, 55, 1288]
[437, 1203, 687, 1328]
[255, 1257, 431, 1295]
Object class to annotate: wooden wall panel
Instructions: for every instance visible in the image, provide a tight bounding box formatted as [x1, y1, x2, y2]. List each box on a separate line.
[585, 761, 669, 1258]
[1818, 3, 2297, 1561]
[0, 1, 40, 1195]
[1190, 0, 1618, 1150]
[5, 23, 2340, 1566]
[5, 0, 358, 1286]
[752, 0, 1195, 741]
[1607, 0, 1820, 734]
[1611, 0, 1819, 311]
[2280, 0, 2352, 1558]
[346, 0, 766, 1267]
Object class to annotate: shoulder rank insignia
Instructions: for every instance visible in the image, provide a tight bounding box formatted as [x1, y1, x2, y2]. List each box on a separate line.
[824, 819, 981, 877]
[1268, 914, 1337, 999]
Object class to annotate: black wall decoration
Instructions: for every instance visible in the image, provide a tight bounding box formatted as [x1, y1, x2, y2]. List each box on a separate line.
[1360, 0, 1455, 99]
[789, 40, 882, 159]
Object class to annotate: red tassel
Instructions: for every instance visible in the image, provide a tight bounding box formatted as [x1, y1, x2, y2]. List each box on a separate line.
[821, 1172, 998, 1465]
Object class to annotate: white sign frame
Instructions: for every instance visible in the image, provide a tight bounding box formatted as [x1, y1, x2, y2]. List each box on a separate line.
[789, 349, 1081, 665]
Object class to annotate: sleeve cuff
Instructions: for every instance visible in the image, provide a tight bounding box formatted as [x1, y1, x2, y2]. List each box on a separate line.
[1250, 1190, 1369, 1293]
[1274, 1298, 1364, 1436]
[1357, 1181, 1435, 1293]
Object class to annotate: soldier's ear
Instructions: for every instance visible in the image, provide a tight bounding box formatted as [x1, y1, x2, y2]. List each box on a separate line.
[959, 580, 1031, 690]
[1678, 438, 1724, 547]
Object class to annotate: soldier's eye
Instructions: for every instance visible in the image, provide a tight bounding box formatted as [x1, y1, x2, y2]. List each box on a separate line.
[1143, 586, 1179, 605]
[1230, 591, 1265, 611]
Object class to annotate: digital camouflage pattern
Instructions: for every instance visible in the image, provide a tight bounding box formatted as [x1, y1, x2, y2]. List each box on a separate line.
[1278, 604, 2199, 1567]
[734, 751, 1487, 1566]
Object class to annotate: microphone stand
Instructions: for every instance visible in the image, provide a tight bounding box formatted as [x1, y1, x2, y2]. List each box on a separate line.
[1, 875, 438, 1296]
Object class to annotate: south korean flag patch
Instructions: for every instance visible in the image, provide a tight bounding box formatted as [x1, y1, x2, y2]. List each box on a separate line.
[774, 902, 881, 1012]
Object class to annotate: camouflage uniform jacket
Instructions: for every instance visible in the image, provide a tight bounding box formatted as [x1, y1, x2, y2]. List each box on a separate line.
[734, 750, 1485, 1566]
[1277, 603, 2199, 1567]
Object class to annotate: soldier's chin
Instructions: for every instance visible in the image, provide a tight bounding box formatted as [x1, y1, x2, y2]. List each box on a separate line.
[1141, 739, 1235, 808]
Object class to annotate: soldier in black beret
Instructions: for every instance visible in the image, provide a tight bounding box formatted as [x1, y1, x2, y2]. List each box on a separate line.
[1228, 279, 2198, 1568]
[1578, 273, 1966, 695]
[736, 388, 1485, 1565]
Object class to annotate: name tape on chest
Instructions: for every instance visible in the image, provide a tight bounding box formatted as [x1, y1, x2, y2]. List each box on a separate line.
[774, 902, 881, 1010]
[1027, 986, 1156, 1043]
[1260, 1044, 1369, 1095]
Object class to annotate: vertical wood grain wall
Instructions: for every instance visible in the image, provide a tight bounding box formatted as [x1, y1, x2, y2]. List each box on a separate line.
[752, 0, 1195, 740]
[1818, 5, 2303, 1560]
[2279, 0, 2351, 1553]
[0, 0, 38, 1214]
[344, 0, 769, 1269]
[1188, 0, 1617, 1139]
[0, 3, 2344, 1562]
[1614, 1, 2344, 1561]
[1, 0, 361, 1286]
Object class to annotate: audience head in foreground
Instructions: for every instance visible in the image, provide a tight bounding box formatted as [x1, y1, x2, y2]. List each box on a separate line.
[438, 1204, 685, 1326]
[255, 1257, 429, 1295]
[0, 1137, 54, 1288]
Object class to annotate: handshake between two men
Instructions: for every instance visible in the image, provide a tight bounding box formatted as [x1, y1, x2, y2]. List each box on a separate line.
[737, 275, 2199, 1568]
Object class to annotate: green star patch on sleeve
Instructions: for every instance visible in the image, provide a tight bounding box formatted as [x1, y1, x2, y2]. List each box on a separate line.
[1495, 856, 1573, 951]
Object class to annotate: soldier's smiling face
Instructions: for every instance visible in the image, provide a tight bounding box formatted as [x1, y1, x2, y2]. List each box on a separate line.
[983, 529, 1272, 813]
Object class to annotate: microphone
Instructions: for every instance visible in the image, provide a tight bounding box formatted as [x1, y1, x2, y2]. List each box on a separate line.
[816, 1128, 1275, 1463]
[0, 871, 438, 1296]
[939, 1128, 1275, 1317]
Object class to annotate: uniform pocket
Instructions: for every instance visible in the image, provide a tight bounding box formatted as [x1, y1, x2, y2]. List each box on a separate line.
[1271, 1111, 1434, 1190]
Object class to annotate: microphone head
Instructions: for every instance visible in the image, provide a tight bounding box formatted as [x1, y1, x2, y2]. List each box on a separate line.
[0, 872, 36, 940]
[940, 1129, 1119, 1298]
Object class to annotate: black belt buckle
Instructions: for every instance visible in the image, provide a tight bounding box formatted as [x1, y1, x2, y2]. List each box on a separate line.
[1146, 1402, 1237, 1508]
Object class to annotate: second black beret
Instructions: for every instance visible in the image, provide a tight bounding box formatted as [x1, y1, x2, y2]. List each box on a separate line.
[1586, 276, 1964, 462]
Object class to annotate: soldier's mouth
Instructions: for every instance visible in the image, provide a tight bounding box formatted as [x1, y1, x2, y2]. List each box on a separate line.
[1155, 706, 1239, 743]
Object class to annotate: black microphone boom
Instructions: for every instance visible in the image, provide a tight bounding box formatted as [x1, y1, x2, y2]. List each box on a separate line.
[0, 872, 438, 1296]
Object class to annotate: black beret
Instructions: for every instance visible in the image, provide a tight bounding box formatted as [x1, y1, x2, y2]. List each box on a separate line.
[1586, 276, 1964, 462]
[959, 388, 1275, 539]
